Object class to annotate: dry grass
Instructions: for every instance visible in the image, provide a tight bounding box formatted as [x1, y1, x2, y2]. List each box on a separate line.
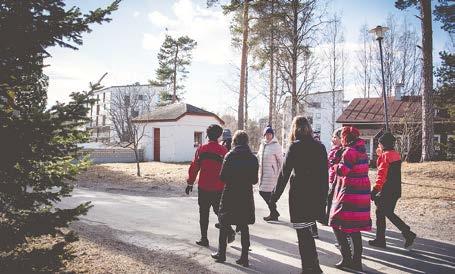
[369, 161, 455, 242]
[65, 232, 211, 274]
[74, 162, 189, 194]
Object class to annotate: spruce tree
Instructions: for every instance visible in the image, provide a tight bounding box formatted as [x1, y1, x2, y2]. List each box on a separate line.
[153, 34, 197, 106]
[0, 0, 119, 271]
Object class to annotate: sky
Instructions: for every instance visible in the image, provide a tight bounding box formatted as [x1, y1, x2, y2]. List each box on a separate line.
[44, 0, 453, 120]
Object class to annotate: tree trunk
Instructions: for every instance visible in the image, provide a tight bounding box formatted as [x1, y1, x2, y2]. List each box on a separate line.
[269, 45, 274, 127]
[291, 0, 298, 118]
[268, 0, 275, 127]
[238, 0, 249, 130]
[133, 146, 141, 177]
[172, 44, 179, 103]
[420, 0, 434, 161]
[245, 57, 249, 130]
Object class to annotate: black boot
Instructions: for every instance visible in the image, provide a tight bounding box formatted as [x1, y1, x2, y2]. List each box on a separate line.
[196, 237, 209, 247]
[211, 252, 226, 263]
[404, 231, 416, 248]
[333, 229, 352, 269]
[236, 225, 250, 267]
[212, 225, 228, 263]
[368, 239, 386, 248]
[236, 250, 249, 267]
[350, 232, 363, 272]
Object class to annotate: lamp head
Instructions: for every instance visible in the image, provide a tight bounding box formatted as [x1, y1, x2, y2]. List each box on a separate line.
[369, 25, 389, 40]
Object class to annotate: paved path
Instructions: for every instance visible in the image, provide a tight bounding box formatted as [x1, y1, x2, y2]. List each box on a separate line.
[62, 188, 455, 274]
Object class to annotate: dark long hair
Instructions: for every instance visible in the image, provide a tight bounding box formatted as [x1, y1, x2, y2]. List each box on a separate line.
[289, 116, 313, 142]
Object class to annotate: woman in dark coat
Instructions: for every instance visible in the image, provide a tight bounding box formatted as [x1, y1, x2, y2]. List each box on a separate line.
[211, 130, 259, 267]
[271, 116, 328, 274]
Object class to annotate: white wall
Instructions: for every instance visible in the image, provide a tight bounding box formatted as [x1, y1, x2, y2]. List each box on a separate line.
[139, 115, 222, 162]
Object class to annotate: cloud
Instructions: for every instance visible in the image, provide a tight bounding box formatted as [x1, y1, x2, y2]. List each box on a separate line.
[133, 11, 140, 17]
[143, 0, 235, 65]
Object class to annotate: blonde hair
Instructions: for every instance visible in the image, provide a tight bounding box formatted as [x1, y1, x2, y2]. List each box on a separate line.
[289, 116, 313, 142]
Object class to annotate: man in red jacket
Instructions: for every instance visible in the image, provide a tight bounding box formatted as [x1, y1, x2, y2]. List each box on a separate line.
[186, 124, 234, 247]
[369, 132, 416, 249]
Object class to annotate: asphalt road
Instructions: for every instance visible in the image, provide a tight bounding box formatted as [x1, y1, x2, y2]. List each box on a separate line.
[61, 188, 455, 274]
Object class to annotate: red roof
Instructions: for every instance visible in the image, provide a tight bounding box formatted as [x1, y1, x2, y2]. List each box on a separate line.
[337, 96, 422, 124]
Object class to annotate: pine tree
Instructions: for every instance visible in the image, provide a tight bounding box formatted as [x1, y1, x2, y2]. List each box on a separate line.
[395, 0, 435, 161]
[435, 52, 455, 118]
[154, 35, 197, 106]
[0, 0, 119, 271]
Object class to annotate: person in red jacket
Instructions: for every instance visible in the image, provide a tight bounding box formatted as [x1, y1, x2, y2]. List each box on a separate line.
[369, 132, 417, 248]
[186, 124, 234, 247]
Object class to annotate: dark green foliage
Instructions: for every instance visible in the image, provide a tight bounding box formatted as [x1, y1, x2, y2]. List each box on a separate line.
[434, 0, 455, 33]
[0, 0, 119, 271]
[395, 0, 419, 10]
[154, 34, 197, 106]
[435, 52, 455, 118]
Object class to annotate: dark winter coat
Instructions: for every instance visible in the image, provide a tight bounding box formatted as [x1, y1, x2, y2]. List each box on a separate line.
[271, 137, 329, 223]
[218, 145, 259, 225]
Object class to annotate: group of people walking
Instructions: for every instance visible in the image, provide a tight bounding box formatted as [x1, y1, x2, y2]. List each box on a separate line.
[186, 116, 416, 273]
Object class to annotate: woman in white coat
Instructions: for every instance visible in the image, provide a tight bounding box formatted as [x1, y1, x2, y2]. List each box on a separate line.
[257, 126, 283, 221]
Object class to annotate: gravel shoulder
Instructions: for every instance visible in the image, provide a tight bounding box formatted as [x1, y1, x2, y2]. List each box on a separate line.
[66, 222, 211, 274]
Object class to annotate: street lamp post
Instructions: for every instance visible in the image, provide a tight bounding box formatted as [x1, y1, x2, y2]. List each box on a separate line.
[369, 25, 390, 132]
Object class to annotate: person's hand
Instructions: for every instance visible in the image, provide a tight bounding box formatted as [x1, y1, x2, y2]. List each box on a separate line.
[371, 188, 381, 201]
[335, 148, 344, 158]
[185, 185, 193, 195]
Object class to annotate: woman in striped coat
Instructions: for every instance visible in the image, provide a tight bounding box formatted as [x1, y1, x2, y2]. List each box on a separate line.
[329, 126, 371, 272]
[257, 126, 283, 221]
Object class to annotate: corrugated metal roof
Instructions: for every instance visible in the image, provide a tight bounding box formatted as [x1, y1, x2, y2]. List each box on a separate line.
[337, 96, 422, 123]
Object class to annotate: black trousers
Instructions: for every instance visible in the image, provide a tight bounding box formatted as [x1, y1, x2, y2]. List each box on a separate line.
[198, 189, 222, 238]
[333, 228, 362, 262]
[218, 224, 250, 256]
[259, 191, 279, 216]
[198, 188, 234, 238]
[296, 227, 320, 270]
[375, 197, 410, 241]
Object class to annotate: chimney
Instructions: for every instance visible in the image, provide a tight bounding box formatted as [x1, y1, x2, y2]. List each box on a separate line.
[395, 83, 404, 101]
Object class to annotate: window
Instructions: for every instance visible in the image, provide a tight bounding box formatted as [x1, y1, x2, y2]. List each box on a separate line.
[103, 92, 105, 102]
[314, 124, 321, 131]
[96, 94, 99, 103]
[131, 109, 139, 118]
[434, 135, 441, 151]
[309, 102, 321, 108]
[194, 132, 203, 147]
[315, 113, 321, 119]
[96, 105, 100, 115]
[138, 94, 144, 100]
